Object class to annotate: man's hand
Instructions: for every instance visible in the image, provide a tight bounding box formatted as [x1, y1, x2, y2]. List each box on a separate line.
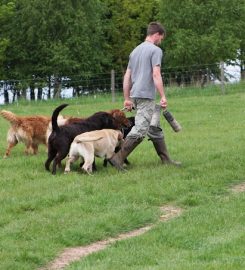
[160, 96, 167, 109]
[124, 99, 134, 111]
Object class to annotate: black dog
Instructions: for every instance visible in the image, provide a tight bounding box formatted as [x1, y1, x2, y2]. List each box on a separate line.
[45, 104, 119, 174]
[103, 116, 135, 167]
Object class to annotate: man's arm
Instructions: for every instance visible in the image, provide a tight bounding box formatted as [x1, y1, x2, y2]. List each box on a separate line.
[153, 65, 167, 108]
[123, 68, 134, 110]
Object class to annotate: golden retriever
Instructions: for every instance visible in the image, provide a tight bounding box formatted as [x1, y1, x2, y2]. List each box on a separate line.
[64, 129, 124, 174]
[0, 110, 53, 157]
[0, 109, 67, 157]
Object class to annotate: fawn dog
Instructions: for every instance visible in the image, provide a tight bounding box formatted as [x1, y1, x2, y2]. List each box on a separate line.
[65, 129, 123, 174]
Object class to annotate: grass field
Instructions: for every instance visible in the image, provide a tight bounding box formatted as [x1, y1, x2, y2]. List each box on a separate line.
[0, 83, 244, 270]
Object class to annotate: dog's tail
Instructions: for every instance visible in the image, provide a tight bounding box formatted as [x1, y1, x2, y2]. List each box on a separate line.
[52, 104, 69, 132]
[76, 136, 103, 143]
[0, 110, 20, 125]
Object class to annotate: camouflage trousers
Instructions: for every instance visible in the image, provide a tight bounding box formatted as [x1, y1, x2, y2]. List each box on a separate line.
[127, 98, 164, 140]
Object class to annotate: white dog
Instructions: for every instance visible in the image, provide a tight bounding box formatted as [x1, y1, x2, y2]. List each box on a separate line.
[64, 129, 123, 174]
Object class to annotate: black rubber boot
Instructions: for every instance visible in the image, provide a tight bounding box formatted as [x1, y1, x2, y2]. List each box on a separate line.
[109, 137, 142, 170]
[151, 138, 181, 166]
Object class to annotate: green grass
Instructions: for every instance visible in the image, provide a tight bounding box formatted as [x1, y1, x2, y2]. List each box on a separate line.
[0, 83, 244, 270]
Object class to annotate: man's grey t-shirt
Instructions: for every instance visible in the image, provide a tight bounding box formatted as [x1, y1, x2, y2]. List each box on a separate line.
[128, 41, 163, 100]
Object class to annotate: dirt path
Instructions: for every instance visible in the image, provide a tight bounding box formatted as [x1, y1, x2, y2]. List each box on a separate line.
[41, 205, 182, 270]
[231, 182, 245, 193]
[40, 183, 245, 270]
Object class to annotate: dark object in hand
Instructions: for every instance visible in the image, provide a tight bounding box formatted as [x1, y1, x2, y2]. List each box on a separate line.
[163, 110, 182, 132]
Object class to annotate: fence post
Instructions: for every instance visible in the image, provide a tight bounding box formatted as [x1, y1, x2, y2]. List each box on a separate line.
[206, 68, 210, 85]
[111, 69, 115, 102]
[220, 61, 225, 94]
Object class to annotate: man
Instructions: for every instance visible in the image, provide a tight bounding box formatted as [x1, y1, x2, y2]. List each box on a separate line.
[110, 22, 181, 170]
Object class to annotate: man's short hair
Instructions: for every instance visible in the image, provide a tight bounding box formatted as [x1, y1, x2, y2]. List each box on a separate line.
[147, 22, 166, 36]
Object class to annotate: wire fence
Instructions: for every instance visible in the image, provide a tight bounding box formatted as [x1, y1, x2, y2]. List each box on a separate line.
[0, 63, 242, 105]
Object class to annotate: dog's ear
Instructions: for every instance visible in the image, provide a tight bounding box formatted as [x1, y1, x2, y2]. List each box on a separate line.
[110, 110, 116, 118]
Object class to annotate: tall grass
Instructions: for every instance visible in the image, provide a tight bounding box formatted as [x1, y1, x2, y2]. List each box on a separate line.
[0, 83, 244, 270]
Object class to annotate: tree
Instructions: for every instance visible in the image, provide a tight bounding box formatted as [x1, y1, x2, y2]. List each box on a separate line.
[0, 1, 15, 77]
[0, 1, 15, 103]
[158, 0, 244, 83]
[103, 0, 159, 73]
[1, 0, 108, 98]
[232, 0, 245, 79]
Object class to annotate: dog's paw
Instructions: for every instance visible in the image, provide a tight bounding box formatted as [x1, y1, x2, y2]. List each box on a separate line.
[82, 167, 94, 176]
